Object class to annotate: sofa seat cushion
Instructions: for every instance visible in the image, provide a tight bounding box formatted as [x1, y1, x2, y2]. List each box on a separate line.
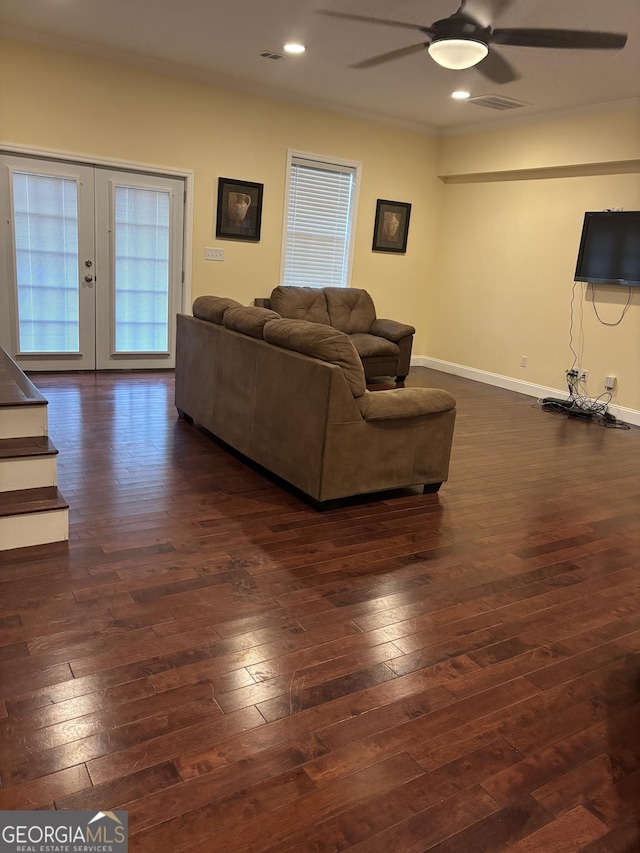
[224, 305, 281, 339]
[349, 333, 399, 359]
[357, 388, 456, 421]
[270, 286, 331, 325]
[263, 318, 366, 398]
[193, 295, 243, 324]
[324, 287, 376, 334]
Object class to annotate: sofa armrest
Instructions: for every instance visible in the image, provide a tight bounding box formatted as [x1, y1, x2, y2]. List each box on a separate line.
[356, 388, 455, 421]
[254, 297, 272, 309]
[371, 318, 415, 342]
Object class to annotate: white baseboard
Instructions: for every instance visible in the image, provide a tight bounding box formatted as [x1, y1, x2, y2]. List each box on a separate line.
[412, 356, 640, 428]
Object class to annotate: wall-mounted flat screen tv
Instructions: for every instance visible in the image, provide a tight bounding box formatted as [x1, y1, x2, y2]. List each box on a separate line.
[574, 211, 640, 286]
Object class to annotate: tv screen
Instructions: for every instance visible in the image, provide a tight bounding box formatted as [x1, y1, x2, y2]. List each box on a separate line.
[574, 211, 640, 286]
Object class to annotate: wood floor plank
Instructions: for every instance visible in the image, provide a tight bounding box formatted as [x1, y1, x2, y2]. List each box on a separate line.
[0, 765, 91, 810]
[131, 732, 329, 832]
[188, 754, 424, 853]
[346, 793, 551, 853]
[505, 805, 608, 852]
[532, 745, 640, 817]
[276, 775, 498, 852]
[0, 368, 638, 851]
[85, 705, 265, 786]
[55, 761, 182, 812]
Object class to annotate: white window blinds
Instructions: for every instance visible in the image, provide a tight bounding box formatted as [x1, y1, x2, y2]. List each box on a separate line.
[282, 155, 357, 288]
[13, 171, 80, 353]
[113, 185, 171, 353]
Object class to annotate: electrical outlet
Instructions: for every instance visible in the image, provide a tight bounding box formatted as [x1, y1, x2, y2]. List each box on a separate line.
[578, 369, 588, 382]
[604, 375, 616, 390]
[520, 356, 527, 368]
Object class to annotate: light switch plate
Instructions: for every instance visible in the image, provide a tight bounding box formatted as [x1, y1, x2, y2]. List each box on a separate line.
[205, 247, 224, 261]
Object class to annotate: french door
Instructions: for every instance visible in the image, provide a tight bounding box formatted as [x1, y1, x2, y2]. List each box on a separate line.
[0, 155, 184, 371]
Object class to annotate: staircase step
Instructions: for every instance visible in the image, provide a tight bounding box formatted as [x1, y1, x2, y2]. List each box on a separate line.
[0, 437, 60, 491]
[0, 436, 58, 459]
[0, 508, 69, 551]
[0, 405, 48, 440]
[0, 349, 68, 551]
[0, 486, 69, 518]
[0, 487, 69, 551]
[0, 457, 58, 491]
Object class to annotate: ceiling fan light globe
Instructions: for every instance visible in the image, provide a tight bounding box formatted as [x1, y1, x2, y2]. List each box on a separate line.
[428, 38, 489, 69]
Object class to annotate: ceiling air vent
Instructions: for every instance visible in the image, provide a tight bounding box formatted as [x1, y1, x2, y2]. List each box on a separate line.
[467, 94, 529, 110]
[260, 51, 285, 60]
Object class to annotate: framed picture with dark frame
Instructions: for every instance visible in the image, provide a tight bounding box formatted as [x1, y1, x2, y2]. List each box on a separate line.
[372, 199, 412, 253]
[216, 177, 263, 241]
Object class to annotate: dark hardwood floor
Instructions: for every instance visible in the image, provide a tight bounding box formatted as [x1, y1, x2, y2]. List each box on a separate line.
[1, 367, 639, 852]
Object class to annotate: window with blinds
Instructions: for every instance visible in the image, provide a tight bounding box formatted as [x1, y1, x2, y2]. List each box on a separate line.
[281, 154, 359, 288]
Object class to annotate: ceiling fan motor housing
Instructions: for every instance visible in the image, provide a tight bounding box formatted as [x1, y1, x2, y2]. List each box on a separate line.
[431, 14, 491, 45]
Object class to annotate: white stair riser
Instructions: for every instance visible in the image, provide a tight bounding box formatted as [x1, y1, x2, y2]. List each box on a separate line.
[0, 457, 58, 491]
[0, 406, 48, 439]
[0, 509, 69, 551]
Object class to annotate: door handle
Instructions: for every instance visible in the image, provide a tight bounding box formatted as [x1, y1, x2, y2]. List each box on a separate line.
[84, 275, 94, 286]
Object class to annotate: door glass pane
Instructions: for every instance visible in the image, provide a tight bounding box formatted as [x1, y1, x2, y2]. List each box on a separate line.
[114, 185, 170, 353]
[13, 172, 80, 353]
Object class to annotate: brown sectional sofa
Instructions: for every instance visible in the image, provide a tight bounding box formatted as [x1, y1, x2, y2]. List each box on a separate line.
[175, 295, 456, 507]
[255, 286, 415, 382]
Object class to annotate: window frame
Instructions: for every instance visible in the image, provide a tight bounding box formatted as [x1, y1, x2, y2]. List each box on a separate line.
[280, 149, 362, 289]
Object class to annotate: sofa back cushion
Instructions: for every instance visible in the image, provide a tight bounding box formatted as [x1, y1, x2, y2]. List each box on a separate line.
[193, 295, 243, 324]
[263, 318, 366, 398]
[270, 286, 330, 325]
[324, 287, 376, 334]
[224, 305, 281, 339]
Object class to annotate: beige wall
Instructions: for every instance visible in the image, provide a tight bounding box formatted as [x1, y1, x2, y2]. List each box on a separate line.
[3, 36, 640, 413]
[0, 37, 440, 353]
[439, 108, 640, 175]
[432, 107, 640, 412]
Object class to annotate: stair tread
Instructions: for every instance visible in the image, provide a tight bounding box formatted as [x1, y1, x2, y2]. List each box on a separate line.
[0, 486, 69, 518]
[0, 436, 58, 459]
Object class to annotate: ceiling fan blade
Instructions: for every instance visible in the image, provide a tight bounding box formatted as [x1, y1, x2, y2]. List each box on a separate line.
[492, 28, 628, 49]
[351, 42, 429, 69]
[460, 0, 516, 28]
[317, 10, 432, 34]
[476, 47, 520, 83]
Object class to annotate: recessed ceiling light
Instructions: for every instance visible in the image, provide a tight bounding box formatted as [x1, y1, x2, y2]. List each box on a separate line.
[451, 90, 471, 100]
[284, 43, 305, 55]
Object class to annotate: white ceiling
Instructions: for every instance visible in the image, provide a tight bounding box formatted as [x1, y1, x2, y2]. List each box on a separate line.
[1, 0, 639, 132]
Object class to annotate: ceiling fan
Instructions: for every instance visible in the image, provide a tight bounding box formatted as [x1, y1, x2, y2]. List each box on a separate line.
[319, 0, 628, 84]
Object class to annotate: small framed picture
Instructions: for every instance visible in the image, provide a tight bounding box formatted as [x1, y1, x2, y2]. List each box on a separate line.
[372, 199, 412, 253]
[216, 178, 263, 241]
